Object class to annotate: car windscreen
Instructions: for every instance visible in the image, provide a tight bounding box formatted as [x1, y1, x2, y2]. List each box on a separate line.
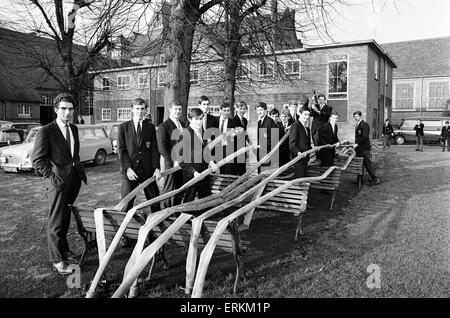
[94, 128, 107, 138]
[26, 129, 40, 142]
[0, 131, 21, 142]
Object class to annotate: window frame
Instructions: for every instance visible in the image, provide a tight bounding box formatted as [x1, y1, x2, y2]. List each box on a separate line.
[101, 108, 112, 121]
[393, 82, 415, 111]
[117, 108, 132, 121]
[18, 104, 31, 117]
[117, 75, 131, 90]
[427, 80, 450, 110]
[138, 73, 150, 89]
[284, 59, 301, 78]
[101, 77, 110, 91]
[327, 54, 349, 100]
[374, 59, 379, 81]
[157, 70, 166, 87]
[259, 61, 274, 79]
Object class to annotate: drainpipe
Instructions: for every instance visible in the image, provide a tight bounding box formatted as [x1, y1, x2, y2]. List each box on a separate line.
[420, 76, 423, 117]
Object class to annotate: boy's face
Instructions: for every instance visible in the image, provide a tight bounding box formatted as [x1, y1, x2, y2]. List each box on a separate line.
[299, 110, 310, 125]
[169, 104, 182, 120]
[353, 114, 361, 122]
[237, 106, 247, 117]
[190, 115, 204, 130]
[270, 113, 279, 122]
[289, 104, 297, 114]
[132, 103, 147, 121]
[318, 96, 326, 106]
[199, 100, 210, 113]
[256, 107, 266, 119]
[219, 106, 231, 119]
[280, 114, 289, 124]
[330, 114, 338, 125]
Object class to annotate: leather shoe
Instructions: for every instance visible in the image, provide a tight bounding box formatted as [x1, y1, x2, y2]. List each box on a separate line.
[52, 261, 73, 275]
[63, 251, 78, 262]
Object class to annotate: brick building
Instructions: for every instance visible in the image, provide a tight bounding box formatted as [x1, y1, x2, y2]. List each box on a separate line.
[93, 39, 396, 142]
[382, 37, 450, 126]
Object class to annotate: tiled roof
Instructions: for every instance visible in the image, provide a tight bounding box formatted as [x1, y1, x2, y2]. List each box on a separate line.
[381, 37, 450, 78]
[0, 27, 63, 102]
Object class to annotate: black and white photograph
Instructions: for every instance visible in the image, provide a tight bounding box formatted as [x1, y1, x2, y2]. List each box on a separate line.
[0, 0, 449, 306]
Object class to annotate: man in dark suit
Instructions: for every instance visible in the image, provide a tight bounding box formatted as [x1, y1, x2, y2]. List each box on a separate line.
[310, 93, 332, 146]
[181, 108, 218, 203]
[157, 100, 186, 208]
[440, 120, 450, 152]
[198, 95, 218, 130]
[118, 98, 161, 213]
[288, 103, 298, 126]
[234, 101, 249, 175]
[318, 112, 340, 166]
[216, 102, 241, 175]
[289, 106, 312, 178]
[256, 101, 277, 172]
[353, 111, 380, 185]
[381, 118, 394, 150]
[32, 93, 87, 275]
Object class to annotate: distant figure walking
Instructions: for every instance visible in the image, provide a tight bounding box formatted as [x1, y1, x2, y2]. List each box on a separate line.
[414, 119, 424, 152]
[440, 120, 450, 152]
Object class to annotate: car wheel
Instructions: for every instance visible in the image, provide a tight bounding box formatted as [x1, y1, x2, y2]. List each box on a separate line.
[395, 135, 405, 145]
[94, 150, 107, 165]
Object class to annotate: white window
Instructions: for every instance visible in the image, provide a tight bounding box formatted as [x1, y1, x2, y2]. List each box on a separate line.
[259, 62, 273, 78]
[374, 59, 379, 80]
[117, 75, 131, 90]
[284, 60, 300, 77]
[328, 54, 348, 99]
[138, 73, 149, 89]
[190, 68, 199, 85]
[159, 54, 166, 64]
[18, 105, 31, 117]
[102, 77, 110, 91]
[428, 81, 450, 110]
[157, 71, 165, 87]
[102, 108, 111, 121]
[393, 82, 414, 110]
[40, 94, 53, 106]
[117, 108, 132, 121]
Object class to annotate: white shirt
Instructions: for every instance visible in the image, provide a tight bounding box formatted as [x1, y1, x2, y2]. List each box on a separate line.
[219, 116, 228, 133]
[170, 116, 183, 132]
[56, 118, 74, 157]
[133, 118, 143, 133]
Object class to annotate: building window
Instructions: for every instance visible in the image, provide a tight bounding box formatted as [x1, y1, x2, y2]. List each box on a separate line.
[18, 105, 31, 117]
[428, 81, 450, 110]
[374, 59, 379, 80]
[385, 67, 389, 86]
[117, 75, 131, 90]
[190, 68, 199, 85]
[85, 94, 94, 116]
[328, 55, 348, 99]
[160, 54, 166, 64]
[117, 108, 132, 121]
[102, 77, 110, 91]
[259, 62, 273, 78]
[393, 83, 414, 110]
[102, 108, 111, 121]
[157, 71, 165, 87]
[284, 60, 300, 77]
[138, 73, 149, 89]
[40, 94, 54, 106]
[188, 105, 220, 116]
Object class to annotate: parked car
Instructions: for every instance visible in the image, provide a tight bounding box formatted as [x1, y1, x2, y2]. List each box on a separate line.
[0, 124, 112, 173]
[393, 117, 450, 145]
[0, 120, 13, 126]
[0, 127, 25, 148]
[0, 122, 41, 136]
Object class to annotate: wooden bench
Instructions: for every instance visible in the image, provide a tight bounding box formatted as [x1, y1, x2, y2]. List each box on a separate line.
[210, 173, 310, 240]
[335, 154, 364, 190]
[306, 165, 342, 210]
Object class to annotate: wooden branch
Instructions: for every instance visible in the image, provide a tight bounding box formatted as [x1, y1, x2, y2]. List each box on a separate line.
[29, 0, 61, 40]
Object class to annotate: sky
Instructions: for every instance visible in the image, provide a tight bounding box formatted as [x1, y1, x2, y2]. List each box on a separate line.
[0, 0, 449, 45]
[316, 0, 450, 44]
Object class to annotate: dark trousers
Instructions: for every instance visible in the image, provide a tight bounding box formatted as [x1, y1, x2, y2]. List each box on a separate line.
[357, 150, 377, 180]
[416, 136, 424, 150]
[183, 175, 212, 203]
[47, 168, 81, 263]
[293, 159, 309, 178]
[161, 161, 184, 208]
[121, 165, 161, 212]
[442, 137, 450, 151]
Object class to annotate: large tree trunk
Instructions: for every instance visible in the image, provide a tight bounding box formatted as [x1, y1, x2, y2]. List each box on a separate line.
[164, 1, 201, 123]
